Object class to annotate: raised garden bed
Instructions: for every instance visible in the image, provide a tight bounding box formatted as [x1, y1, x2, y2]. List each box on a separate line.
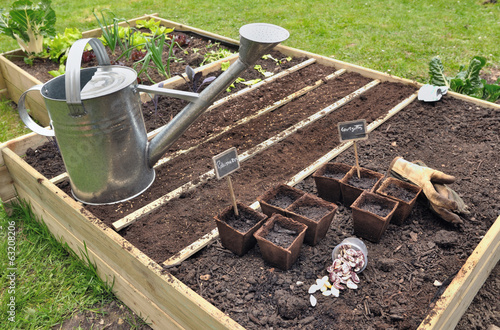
[1, 18, 499, 330]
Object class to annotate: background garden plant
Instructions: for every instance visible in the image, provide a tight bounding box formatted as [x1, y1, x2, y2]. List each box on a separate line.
[0, 0, 498, 327]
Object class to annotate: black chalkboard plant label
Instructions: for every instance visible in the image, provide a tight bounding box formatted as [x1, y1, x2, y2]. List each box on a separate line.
[338, 119, 368, 178]
[337, 119, 368, 142]
[213, 147, 240, 215]
[213, 147, 240, 179]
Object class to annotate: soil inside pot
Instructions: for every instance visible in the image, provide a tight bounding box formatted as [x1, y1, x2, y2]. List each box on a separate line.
[291, 205, 331, 221]
[321, 171, 347, 180]
[383, 183, 418, 202]
[265, 223, 299, 248]
[268, 192, 302, 209]
[222, 208, 262, 233]
[347, 175, 378, 190]
[358, 200, 393, 218]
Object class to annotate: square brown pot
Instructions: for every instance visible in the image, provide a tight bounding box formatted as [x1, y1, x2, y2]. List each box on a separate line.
[253, 213, 307, 270]
[340, 167, 384, 207]
[312, 162, 352, 203]
[256, 184, 305, 217]
[286, 194, 338, 246]
[375, 177, 422, 225]
[351, 191, 399, 243]
[214, 202, 268, 256]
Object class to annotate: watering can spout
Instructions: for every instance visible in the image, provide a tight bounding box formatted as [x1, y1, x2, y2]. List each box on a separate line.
[147, 23, 289, 167]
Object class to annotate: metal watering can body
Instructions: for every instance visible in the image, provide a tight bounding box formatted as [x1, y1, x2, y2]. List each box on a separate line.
[18, 24, 289, 205]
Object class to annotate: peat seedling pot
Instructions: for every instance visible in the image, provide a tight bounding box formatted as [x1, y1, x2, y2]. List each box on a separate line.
[256, 183, 305, 217]
[340, 167, 384, 207]
[253, 213, 307, 270]
[286, 194, 338, 246]
[214, 202, 268, 256]
[375, 177, 422, 225]
[350, 191, 398, 243]
[312, 162, 352, 203]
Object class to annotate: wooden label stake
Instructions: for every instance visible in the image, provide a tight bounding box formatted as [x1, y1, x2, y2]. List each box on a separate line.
[353, 141, 361, 178]
[213, 147, 241, 216]
[226, 176, 239, 216]
[338, 119, 368, 178]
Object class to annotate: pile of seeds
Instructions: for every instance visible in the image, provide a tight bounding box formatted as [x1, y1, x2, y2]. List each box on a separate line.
[308, 244, 366, 306]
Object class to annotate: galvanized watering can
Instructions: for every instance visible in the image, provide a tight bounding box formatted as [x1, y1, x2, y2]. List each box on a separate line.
[18, 23, 289, 204]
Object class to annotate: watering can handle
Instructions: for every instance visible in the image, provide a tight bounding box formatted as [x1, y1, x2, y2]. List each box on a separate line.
[65, 38, 111, 116]
[17, 84, 55, 137]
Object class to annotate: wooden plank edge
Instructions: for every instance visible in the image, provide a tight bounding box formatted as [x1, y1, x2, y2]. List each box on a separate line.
[275, 45, 419, 86]
[0, 165, 16, 202]
[153, 17, 240, 46]
[15, 186, 182, 330]
[0, 132, 50, 166]
[445, 90, 500, 110]
[1, 132, 51, 202]
[2, 148, 244, 330]
[81, 14, 156, 38]
[418, 215, 500, 330]
[163, 228, 220, 268]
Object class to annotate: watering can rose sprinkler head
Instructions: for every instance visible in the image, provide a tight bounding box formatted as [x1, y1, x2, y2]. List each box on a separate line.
[17, 23, 289, 205]
[146, 23, 290, 167]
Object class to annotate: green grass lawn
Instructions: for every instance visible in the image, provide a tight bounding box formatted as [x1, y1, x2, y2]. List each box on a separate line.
[0, 0, 499, 327]
[0, 202, 116, 329]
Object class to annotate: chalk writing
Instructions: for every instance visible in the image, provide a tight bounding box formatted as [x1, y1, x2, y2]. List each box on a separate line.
[338, 119, 368, 141]
[213, 147, 240, 179]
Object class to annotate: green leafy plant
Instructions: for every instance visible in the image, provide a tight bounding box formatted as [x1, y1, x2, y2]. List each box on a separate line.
[44, 27, 81, 63]
[48, 63, 64, 77]
[134, 33, 178, 83]
[429, 56, 500, 103]
[93, 8, 125, 55]
[200, 43, 234, 66]
[254, 64, 273, 77]
[262, 53, 292, 65]
[135, 18, 173, 36]
[0, 0, 56, 55]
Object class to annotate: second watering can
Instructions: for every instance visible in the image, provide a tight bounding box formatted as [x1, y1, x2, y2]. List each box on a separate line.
[18, 23, 289, 204]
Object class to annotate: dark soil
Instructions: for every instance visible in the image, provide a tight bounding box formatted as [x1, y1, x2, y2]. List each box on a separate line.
[347, 175, 379, 190]
[358, 200, 393, 218]
[321, 171, 347, 180]
[22, 56, 500, 330]
[265, 222, 300, 248]
[222, 208, 261, 233]
[291, 205, 331, 221]
[269, 193, 303, 210]
[383, 183, 418, 202]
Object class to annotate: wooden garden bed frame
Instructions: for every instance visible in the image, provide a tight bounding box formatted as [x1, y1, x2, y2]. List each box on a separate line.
[1, 15, 499, 330]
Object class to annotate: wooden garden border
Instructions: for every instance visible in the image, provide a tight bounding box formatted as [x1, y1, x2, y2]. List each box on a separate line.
[1, 17, 499, 330]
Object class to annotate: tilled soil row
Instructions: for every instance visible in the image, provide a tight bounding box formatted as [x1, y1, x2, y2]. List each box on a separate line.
[119, 81, 417, 262]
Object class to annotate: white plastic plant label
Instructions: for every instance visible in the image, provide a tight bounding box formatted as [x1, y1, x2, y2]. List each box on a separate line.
[418, 84, 449, 102]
